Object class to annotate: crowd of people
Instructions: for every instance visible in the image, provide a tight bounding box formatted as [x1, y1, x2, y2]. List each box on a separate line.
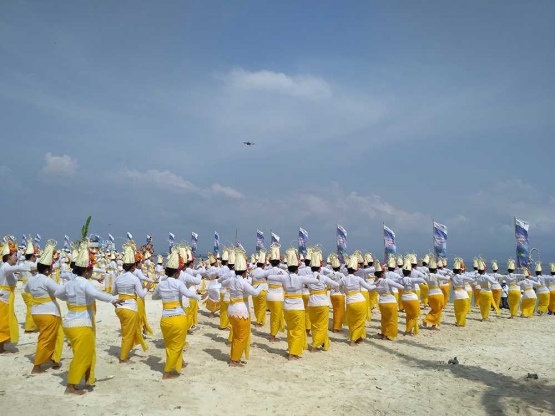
[1, 227, 554, 395]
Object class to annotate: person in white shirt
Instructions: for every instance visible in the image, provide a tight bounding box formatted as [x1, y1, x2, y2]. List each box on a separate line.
[19, 237, 39, 333]
[112, 242, 149, 363]
[225, 248, 266, 367]
[422, 257, 451, 330]
[475, 259, 500, 321]
[24, 239, 64, 373]
[532, 262, 550, 315]
[265, 244, 286, 343]
[399, 257, 427, 336]
[548, 263, 555, 315]
[375, 260, 405, 341]
[505, 259, 524, 318]
[338, 255, 376, 346]
[1, 239, 32, 353]
[519, 268, 539, 318]
[267, 248, 320, 360]
[54, 236, 124, 395]
[152, 248, 205, 379]
[450, 258, 475, 327]
[250, 250, 270, 326]
[306, 248, 339, 351]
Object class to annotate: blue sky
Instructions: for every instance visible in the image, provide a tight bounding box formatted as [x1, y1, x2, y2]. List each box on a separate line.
[1, 1, 554, 263]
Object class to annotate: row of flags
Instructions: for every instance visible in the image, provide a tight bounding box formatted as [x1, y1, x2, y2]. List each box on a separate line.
[18, 217, 533, 268]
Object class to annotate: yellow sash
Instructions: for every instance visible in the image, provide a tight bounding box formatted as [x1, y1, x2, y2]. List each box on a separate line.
[68, 303, 94, 312]
[509, 283, 517, 287]
[284, 293, 302, 299]
[230, 298, 247, 304]
[253, 281, 265, 286]
[0, 285, 18, 343]
[538, 285, 546, 289]
[269, 284, 282, 289]
[346, 290, 361, 296]
[31, 296, 56, 306]
[454, 287, 463, 290]
[310, 289, 327, 295]
[118, 294, 137, 300]
[162, 300, 181, 310]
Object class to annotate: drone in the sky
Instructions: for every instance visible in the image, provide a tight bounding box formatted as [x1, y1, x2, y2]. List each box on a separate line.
[243, 141, 256, 146]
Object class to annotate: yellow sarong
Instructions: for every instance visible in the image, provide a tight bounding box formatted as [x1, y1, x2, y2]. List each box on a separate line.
[64, 326, 96, 385]
[187, 299, 199, 327]
[492, 289, 502, 310]
[204, 297, 220, 314]
[423, 294, 444, 327]
[302, 294, 311, 331]
[420, 284, 429, 306]
[330, 295, 345, 331]
[22, 292, 38, 332]
[537, 292, 549, 313]
[32, 314, 64, 365]
[267, 300, 285, 336]
[219, 293, 230, 329]
[252, 286, 268, 326]
[378, 302, 398, 340]
[368, 290, 378, 310]
[308, 305, 330, 350]
[229, 316, 251, 361]
[479, 291, 499, 319]
[0, 286, 18, 344]
[521, 296, 536, 317]
[508, 288, 521, 317]
[361, 291, 371, 322]
[472, 286, 481, 307]
[346, 300, 367, 341]
[283, 309, 307, 356]
[549, 289, 555, 314]
[440, 284, 451, 304]
[137, 297, 153, 335]
[160, 314, 187, 373]
[402, 298, 420, 335]
[115, 307, 147, 361]
[454, 298, 470, 327]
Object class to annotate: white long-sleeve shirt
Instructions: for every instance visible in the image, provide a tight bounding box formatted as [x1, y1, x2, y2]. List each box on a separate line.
[264, 266, 285, 301]
[424, 273, 451, 296]
[227, 275, 266, 318]
[400, 277, 427, 301]
[307, 272, 339, 307]
[451, 274, 475, 300]
[0, 263, 30, 304]
[519, 278, 539, 299]
[338, 274, 376, 304]
[55, 276, 117, 328]
[268, 273, 319, 310]
[133, 268, 154, 284]
[152, 278, 200, 317]
[376, 278, 404, 304]
[531, 275, 550, 294]
[112, 271, 147, 312]
[24, 273, 62, 316]
[476, 274, 498, 292]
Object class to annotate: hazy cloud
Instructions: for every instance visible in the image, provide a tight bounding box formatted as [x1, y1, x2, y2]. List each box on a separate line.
[42, 153, 78, 176]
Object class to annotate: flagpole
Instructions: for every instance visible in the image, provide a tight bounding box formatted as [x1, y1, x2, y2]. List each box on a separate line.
[383, 222, 386, 263]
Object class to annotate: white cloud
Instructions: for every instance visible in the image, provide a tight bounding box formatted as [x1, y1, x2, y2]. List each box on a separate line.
[221, 68, 332, 99]
[121, 168, 244, 200]
[42, 153, 78, 176]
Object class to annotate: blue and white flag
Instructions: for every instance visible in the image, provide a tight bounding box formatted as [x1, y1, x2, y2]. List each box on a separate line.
[20, 234, 27, 247]
[256, 230, 265, 252]
[337, 224, 347, 264]
[433, 221, 448, 257]
[190, 232, 198, 254]
[146, 235, 152, 244]
[34, 233, 41, 248]
[108, 234, 114, 243]
[515, 218, 530, 268]
[271, 232, 280, 245]
[298, 227, 308, 256]
[63, 235, 70, 250]
[236, 240, 245, 251]
[214, 232, 220, 255]
[383, 224, 397, 261]
[126, 232, 133, 241]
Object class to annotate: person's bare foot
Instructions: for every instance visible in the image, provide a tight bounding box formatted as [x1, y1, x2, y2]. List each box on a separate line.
[269, 336, 279, 343]
[310, 347, 318, 353]
[119, 359, 133, 364]
[355, 338, 364, 344]
[31, 365, 46, 374]
[430, 326, 440, 331]
[349, 341, 358, 347]
[182, 360, 188, 368]
[65, 385, 86, 395]
[51, 361, 62, 370]
[229, 361, 244, 367]
[162, 372, 180, 380]
[287, 354, 300, 361]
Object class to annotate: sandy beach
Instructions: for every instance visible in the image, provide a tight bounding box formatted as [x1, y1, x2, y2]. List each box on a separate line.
[1, 284, 554, 416]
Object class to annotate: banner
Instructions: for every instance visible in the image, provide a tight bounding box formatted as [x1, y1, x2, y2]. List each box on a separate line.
[236, 240, 245, 251]
[256, 230, 265, 252]
[34, 233, 41, 249]
[337, 224, 347, 263]
[126, 232, 133, 241]
[515, 218, 530, 268]
[63, 235, 70, 251]
[214, 232, 220, 256]
[146, 235, 152, 244]
[271, 232, 280, 245]
[20, 234, 26, 248]
[383, 224, 397, 261]
[108, 233, 115, 243]
[190, 232, 198, 254]
[298, 227, 308, 256]
[433, 221, 448, 257]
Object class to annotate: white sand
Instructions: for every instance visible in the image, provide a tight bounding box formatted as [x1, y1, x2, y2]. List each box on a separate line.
[1, 285, 554, 416]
